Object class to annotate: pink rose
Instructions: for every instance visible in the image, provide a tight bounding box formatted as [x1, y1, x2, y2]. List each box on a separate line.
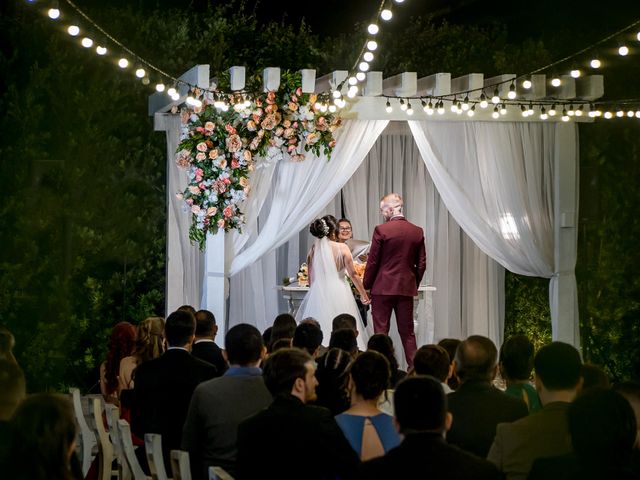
[193, 105, 202, 114]
[191, 205, 201, 214]
[231, 159, 240, 169]
[195, 152, 206, 161]
[175, 150, 190, 168]
[225, 124, 237, 135]
[288, 138, 297, 145]
[189, 185, 200, 195]
[217, 219, 226, 228]
[266, 91, 276, 104]
[288, 102, 298, 111]
[292, 122, 298, 128]
[287, 145, 297, 153]
[176, 193, 184, 200]
[283, 128, 295, 139]
[223, 178, 231, 185]
[283, 119, 291, 128]
[307, 132, 319, 145]
[196, 127, 205, 134]
[239, 177, 249, 188]
[199, 182, 206, 190]
[291, 94, 298, 102]
[296, 87, 302, 96]
[196, 142, 208, 152]
[218, 158, 227, 169]
[207, 207, 217, 216]
[204, 121, 215, 131]
[226, 134, 242, 152]
[223, 206, 234, 218]
[247, 120, 257, 131]
[243, 150, 252, 162]
[329, 139, 336, 148]
[186, 199, 193, 205]
[261, 114, 278, 131]
[275, 127, 284, 137]
[208, 150, 217, 159]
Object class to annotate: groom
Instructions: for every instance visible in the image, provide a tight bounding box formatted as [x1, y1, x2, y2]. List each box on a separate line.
[363, 193, 426, 368]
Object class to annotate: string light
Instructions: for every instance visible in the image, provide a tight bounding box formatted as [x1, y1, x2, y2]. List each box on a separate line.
[48, 8, 61, 19]
[479, 93, 488, 109]
[590, 58, 601, 68]
[348, 76, 357, 86]
[522, 79, 532, 89]
[551, 77, 561, 87]
[491, 88, 500, 104]
[67, 25, 80, 36]
[96, 45, 107, 55]
[570, 69, 581, 78]
[363, 51, 374, 62]
[81, 37, 93, 48]
[380, 9, 393, 21]
[135, 68, 146, 78]
[367, 41, 378, 51]
[492, 107, 500, 119]
[118, 58, 129, 69]
[155, 83, 165, 92]
[358, 61, 369, 72]
[356, 72, 366, 82]
[618, 45, 629, 56]
[399, 99, 407, 111]
[385, 100, 393, 113]
[507, 82, 516, 100]
[406, 102, 414, 115]
[367, 24, 379, 35]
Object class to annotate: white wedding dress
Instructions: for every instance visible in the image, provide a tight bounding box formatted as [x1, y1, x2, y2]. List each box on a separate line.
[295, 237, 368, 350]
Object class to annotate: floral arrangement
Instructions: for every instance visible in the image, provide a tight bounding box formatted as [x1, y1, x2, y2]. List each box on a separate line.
[297, 263, 309, 287]
[174, 72, 343, 249]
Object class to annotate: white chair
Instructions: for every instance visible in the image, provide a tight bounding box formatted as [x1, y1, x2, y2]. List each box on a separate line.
[90, 397, 118, 480]
[70, 387, 98, 476]
[105, 403, 131, 480]
[144, 433, 170, 480]
[117, 419, 150, 480]
[208, 466, 235, 480]
[170, 450, 192, 480]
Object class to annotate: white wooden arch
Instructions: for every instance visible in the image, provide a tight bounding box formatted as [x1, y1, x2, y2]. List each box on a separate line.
[150, 65, 604, 348]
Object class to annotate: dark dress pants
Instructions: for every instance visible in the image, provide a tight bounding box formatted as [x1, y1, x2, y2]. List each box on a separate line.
[371, 294, 417, 368]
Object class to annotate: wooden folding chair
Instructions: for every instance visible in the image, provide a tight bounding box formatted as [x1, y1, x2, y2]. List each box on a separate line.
[117, 419, 150, 480]
[69, 387, 97, 476]
[144, 433, 170, 480]
[170, 450, 192, 480]
[208, 466, 235, 480]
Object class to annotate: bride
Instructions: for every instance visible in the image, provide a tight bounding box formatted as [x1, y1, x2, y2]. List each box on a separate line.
[295, 215, 371, 350]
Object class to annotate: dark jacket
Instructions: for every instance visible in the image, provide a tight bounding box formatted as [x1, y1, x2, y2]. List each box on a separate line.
[191, 340, 228, 376]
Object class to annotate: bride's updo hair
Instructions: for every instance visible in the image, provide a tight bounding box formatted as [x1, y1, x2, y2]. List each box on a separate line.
[310, 215, 338, 239]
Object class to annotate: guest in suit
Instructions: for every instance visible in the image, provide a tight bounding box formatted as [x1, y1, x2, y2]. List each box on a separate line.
[358, 376, 502, 479]
[446, 335, 528, 457]
[236, 347, 359, 480]
[192, 309, 228, 376]
[363, 193, 426, 369]
[182, 324, 272, 479]
[132, 309, 217, 472]
[488, 341, 583, 479]
[5, 393, 83, 480]
[529, 388, 639, 479]
[412, 344, 453, 393]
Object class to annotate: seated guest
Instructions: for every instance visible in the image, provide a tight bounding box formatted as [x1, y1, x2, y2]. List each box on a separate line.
[357, 376, 502, 479]
[367, 333, 406, 387]
[192, 309, 228, 376]
[499, 334, 541, 412]
[0, 359, 26, 464]
[237, 348, 359, 480]
[614, 382, 640, 450]
[412, 344, 453, 393]
[270, 337, 292, 352]
[119, 316, 165, 392]
[5, 393, 83, 480]
[446, 335, 528, 457]
[100, 322, 137, 405]
[333, 313, 363, 350]
[336, 351, 401, 460]
[132, 309, 217, 472]
[0, 326, 18, 364]
[270, 313, 297, 349]
[487, 341, 582, 480]
[262, 326, 273, 353]
[292, 320, 324, 357]
[438, 338, 461, 390]
[313, 347, 352, 415]
[529, 388, 639, 479]
[182, 324, 272, 479]
[177, 304, 197, 315]
[330, 328, 359, 358]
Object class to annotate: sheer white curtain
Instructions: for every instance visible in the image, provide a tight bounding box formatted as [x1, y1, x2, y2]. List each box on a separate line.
[409, 120, 571, 341]
[343, 122, 504, 358]
[165, 115, 204, 313]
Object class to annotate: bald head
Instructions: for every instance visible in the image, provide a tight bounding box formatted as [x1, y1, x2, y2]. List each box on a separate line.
[455, 335, 498, 383]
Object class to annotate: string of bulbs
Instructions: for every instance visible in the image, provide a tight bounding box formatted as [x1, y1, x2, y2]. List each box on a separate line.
[25, 0, 640, 121]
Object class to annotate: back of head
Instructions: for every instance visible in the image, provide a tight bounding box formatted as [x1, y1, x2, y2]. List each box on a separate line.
[367, 334, 400, 373]
[455, 335, 498, 383]
[613, 381, 640, 448]
[568, 388, 637, 465]
[135, 316, 165, 363]
[332, 313, 357, 332]
[9, 393, 78, 479]
[309, 215, 338, 239]
[349, 350, 390, 400]
[177, 304, 197, 316]
[194, 310, 216, 338]
[315, 347, 352, 414]
[293, 322, 324, 356]
[534, 341, 582, 391]
[381, 193, 403, 210]
[329, 328, 357, 356]
[0, 325, 16, 361]
[413, 345, 450, 382]
[225, 324, 264, 366]
[262, 327, 273, 352]
[0, 359, 26, 420]
[164, 310, 196, 347]
[438, 338, 461, 365]
[394, 376, 447, 433]
[262, 347, 312, 397]
[580, 363, 611, 393]
[105, 322, 137, 394]
[270, 313, 297, 347]
[499, 334, 535, 381]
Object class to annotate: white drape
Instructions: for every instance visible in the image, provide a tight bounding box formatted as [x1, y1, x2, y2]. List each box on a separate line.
[229, 119, 389, 276]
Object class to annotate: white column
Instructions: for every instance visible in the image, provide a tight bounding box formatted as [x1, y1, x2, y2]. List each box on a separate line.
[201, 231, 228, 343]
[550, 122, 580, 348]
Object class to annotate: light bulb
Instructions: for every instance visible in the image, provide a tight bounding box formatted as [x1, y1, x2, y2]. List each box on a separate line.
[167, 87, 177, 96]
[570, 69, 581, 78]
[551, 77, 561, 87]
[562, 115, 570, 122]
[407, 104, 414, 115]
[359, 61, 370, 72]
[81, 37, 93, 48]
[437, 103, 445, 115]
[590, 59, 601, 69]
[479, 94, 488, 109]
[619, 46, 629, 56]
[576, 105, 584, 117]
[48, 8, 60, 19]
[329, 105, 337, 113]
[400, 99, 407, 111]
[356, 72, 366, 81]
[492, 110, 500, 119]
[604, 111, 613, 119]
[118, 58, 129, 68]
[467, 106, 475, 117]
[67, 25, 80, 36]
[348, 76, 357, 86]
[635, 111, 640, 118]
[96, 46, 107, 55]
[627, 110, 635, 117]
[367, 40, 378, 51]
[367, 24, 379, 35]
[500, 105, 508, 115]
[332, 90, 341, 99]
[155, 83, 165, 92]
[363, 51, 374, 62]
[507, 88, 516, 100]
[637, 32, 640, 41]
[135, 68, 146, 78]
[549, 105, 557, 116]
[394, 0, 405, 3]
[385, 100, 393, 113]
[491, 88, 500, 104]
[381, 9, 393, 21]
[522, 79, 532, 89]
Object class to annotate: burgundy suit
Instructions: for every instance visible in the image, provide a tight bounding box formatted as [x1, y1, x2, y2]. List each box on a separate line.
[363, 216, 426, 367]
